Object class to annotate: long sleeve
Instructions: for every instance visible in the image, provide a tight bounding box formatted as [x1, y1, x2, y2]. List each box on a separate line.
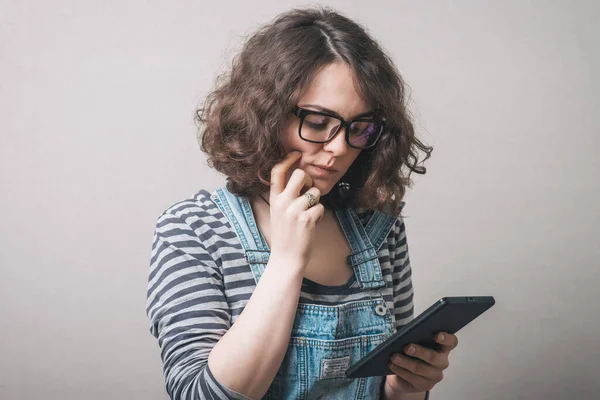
[381, 217, 430, 400]
[390, 217, 415, 330]
[390, 218, 432, 400]
[146, 212, 245, 400]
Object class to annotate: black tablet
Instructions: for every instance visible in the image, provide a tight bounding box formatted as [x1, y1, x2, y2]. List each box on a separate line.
[345, 296, 495, 378]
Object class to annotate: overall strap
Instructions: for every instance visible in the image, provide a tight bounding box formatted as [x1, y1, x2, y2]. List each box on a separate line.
[364, 201, 405, 250]
[335, 206, 399, 290]
[210, 188, 269, 285]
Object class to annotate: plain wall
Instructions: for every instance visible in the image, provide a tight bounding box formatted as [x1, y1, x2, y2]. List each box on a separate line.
[1, 1, 598, 399]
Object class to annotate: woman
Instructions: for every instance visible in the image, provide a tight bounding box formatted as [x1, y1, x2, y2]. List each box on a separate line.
[146, 7, 458, 400]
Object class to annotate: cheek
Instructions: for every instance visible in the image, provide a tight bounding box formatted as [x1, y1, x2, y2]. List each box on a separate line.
[282, 121, 311, 153]
[281, 121, 299, 149]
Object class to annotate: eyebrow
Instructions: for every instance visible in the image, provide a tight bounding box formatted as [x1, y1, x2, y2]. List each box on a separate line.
[299, 104, 376, 120]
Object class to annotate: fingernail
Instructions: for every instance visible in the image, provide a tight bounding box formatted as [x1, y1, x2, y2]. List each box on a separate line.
[406, 345, 415, 355]
[439, 334, 445, 342]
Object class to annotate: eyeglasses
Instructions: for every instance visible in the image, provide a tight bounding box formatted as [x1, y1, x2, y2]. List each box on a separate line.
[293, 107, 385, 149]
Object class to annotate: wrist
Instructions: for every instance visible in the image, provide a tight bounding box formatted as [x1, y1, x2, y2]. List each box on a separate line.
[383, 376, 429, 400]
[267, 252, 306, 275]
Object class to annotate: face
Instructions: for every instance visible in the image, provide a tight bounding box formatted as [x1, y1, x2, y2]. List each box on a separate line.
[281, 62, 370, 196]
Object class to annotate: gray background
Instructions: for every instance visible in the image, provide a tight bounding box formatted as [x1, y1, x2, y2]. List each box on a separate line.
[1, 1, 598, 399]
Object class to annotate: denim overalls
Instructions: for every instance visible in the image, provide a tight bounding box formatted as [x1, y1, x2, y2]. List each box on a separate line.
[211, 186, 399, 400]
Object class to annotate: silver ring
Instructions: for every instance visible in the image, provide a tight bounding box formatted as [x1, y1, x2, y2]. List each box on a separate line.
[305, 192, 317, 208]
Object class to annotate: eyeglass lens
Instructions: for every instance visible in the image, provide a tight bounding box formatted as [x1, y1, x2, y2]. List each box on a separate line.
[301, 113, 382, 148]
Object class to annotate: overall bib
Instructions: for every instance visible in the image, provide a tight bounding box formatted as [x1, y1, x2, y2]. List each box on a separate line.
[211, 187, 398, 400]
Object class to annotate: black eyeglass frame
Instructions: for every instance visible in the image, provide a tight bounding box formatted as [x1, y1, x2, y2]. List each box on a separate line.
[293, 107, 386, 150]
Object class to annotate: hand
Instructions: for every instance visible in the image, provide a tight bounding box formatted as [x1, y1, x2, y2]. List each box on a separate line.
[268, 151, 325, 269]
[385, 332, 458, 395]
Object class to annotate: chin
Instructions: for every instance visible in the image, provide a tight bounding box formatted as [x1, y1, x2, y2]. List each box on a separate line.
[314, 182, 333, 196]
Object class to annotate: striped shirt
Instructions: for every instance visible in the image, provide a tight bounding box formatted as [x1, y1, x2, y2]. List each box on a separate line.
[146, 189, 415, 399]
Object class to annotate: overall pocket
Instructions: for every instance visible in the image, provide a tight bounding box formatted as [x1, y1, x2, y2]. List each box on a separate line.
[265, 333, 387, 400]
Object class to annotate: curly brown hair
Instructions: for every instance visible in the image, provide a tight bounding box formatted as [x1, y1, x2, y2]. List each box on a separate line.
[195, 6, 432, 217]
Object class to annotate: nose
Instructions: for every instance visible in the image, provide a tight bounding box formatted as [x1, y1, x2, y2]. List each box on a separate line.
[322, 125, 350, 155]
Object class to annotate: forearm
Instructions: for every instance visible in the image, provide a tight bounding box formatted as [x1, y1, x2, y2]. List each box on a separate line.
[208, 253, 304, 399]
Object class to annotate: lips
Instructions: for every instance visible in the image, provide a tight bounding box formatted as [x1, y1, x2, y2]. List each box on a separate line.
[313, 164, 336, 172]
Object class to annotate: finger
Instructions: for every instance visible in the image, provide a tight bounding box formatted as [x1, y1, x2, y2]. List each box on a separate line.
[283, 168, 313, 198]
[292, 190, 324, 224]
[391, 353, 444, 381]
[304, 202, 325, 225]
[403, 344, 449, 369]
[435, 332, 459, 352]
[291, 187, 321, 212]
[271, 151, 302, 195]
[388, 362, 437, 392]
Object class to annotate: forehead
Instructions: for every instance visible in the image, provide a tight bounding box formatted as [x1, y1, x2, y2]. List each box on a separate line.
[298, 62, 370, 119]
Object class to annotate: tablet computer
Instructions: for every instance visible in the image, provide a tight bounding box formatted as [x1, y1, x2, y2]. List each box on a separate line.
[345, 296, 495, 378]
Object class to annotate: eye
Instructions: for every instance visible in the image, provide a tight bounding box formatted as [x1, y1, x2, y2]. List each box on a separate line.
[304, 114, 331, 130]
[349, 123, 362, 133]
[304, 121, 328, 130]
[349, 121, 373, 135]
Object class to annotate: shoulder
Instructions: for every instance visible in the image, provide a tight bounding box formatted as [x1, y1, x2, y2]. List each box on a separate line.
[156, 189, 227, 231]
[352, 201, 406, 237]
[154, 189, 234, 253]
[158, 189, 220, 222]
